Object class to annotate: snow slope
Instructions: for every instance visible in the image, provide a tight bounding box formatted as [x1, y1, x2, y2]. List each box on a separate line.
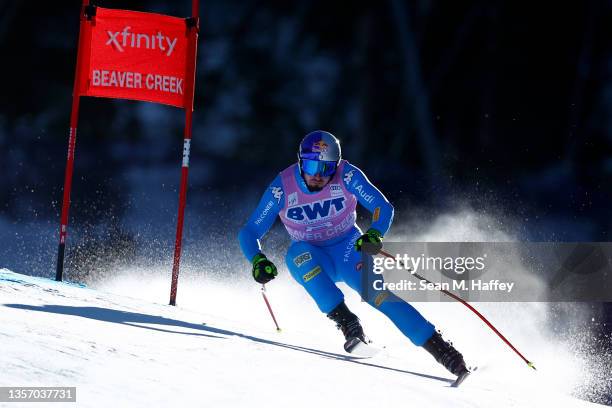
[0, 268, 608, 407]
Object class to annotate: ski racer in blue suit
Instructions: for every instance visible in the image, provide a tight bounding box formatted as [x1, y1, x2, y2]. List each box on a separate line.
[239, 131, 470, 380]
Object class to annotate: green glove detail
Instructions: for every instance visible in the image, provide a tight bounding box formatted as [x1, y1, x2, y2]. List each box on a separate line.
[252, 253, 278, 284]
[354, 228, 383, 255]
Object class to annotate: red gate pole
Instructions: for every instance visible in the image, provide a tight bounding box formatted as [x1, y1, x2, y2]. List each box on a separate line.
[169, 0, 200, 305]
[56, 0, 90, 281]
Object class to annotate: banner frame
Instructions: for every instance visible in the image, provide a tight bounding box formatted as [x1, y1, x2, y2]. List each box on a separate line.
[55, 1, 200, 309]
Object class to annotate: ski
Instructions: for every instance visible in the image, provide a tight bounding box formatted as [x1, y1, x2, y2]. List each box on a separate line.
[345, 338, 382, 358]
[451, 366, 477, 388]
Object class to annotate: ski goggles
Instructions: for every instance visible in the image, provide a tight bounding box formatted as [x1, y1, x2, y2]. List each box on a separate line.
[300, 159, 338, 177]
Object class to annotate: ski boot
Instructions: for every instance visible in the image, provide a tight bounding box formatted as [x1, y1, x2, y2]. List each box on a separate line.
[423, 330, 471, 386]
[327, 301, 367, 353]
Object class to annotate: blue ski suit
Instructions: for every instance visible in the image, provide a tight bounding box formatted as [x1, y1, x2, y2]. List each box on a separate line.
[239, 161, 435, 346]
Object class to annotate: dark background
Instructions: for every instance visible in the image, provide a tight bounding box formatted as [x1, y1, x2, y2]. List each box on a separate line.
[1, 1, 611, 236]
[0, 1, 611, 401]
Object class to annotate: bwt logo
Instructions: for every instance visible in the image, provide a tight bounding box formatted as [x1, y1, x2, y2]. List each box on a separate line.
[106, 26, 178, 56]
[286, 197, 345, 221]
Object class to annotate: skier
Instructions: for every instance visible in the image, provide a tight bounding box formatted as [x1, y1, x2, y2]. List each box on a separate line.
[238, 130, 470, 381]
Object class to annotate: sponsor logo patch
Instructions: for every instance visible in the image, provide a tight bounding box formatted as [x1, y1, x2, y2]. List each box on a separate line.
[312, 140, 328, 152]
[106, 26, 179, 57]
[254, 200, 274, 225]
[306, 222, 333, 232]
[343, 169, 355, 185]
[374, 291, 390, 307]
[355, 184, 374, 203]
[182, 139, 191, 167]
[372, 207, 381, 222]
[286, 197, 346, 222]
[293, 251, 312, 267]
[288, 192, 298, 207]
[329, 183, 343, 197]
[343, 230, 362, 262]
[302, 265, 321, 282]
[271, 186, 284, 203]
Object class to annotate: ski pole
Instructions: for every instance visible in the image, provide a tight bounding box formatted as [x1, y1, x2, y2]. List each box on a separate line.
[378, 249, 536, 370]
[261, 284, 281, 332]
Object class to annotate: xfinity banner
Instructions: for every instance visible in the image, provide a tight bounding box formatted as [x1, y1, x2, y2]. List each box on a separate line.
[361, 242, 612, 302]
[78, 7, 195, 108]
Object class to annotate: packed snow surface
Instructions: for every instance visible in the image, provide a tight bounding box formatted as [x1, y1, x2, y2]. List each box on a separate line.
[0, 268, 607, 407]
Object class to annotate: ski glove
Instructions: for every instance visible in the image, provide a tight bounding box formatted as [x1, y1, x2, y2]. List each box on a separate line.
[354, 228, 383, 255]
[252, 253, 278, 284]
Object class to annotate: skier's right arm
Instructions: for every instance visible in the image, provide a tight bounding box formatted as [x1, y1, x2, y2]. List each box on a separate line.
[238, 175, 285, 263]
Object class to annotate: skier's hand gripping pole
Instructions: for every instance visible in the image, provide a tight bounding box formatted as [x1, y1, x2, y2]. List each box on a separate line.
[252, 253, 278, 284]
[377, 248, 536, 370]
[250, 253, 281, 332]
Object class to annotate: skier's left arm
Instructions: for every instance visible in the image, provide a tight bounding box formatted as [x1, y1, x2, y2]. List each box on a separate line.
[342, 162, 394, 236]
